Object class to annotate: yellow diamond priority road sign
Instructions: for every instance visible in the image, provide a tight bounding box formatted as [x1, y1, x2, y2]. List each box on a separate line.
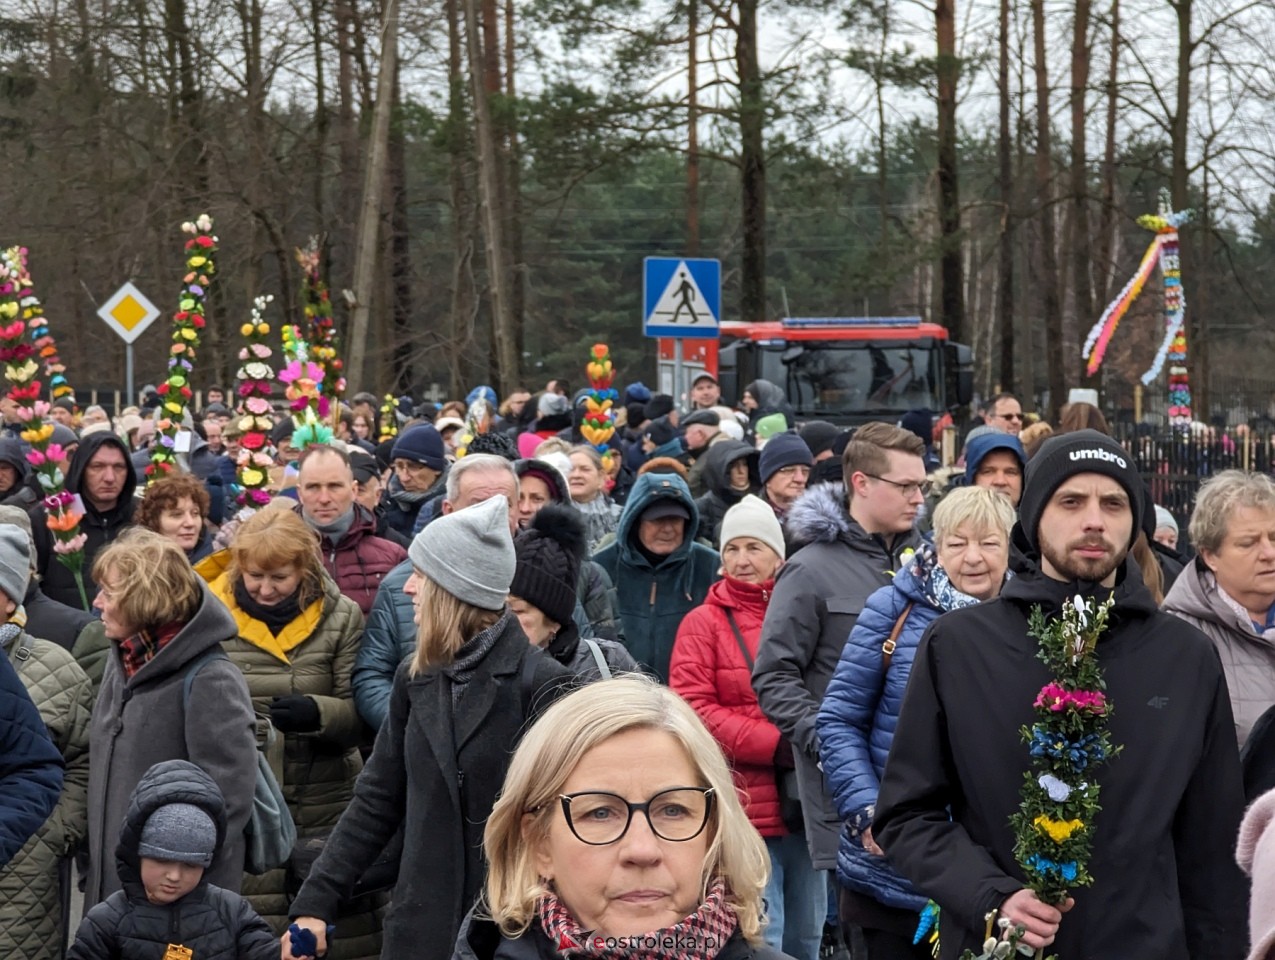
[98, 282, 160, 345]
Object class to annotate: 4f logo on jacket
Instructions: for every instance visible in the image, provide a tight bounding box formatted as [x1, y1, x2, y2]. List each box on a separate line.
[1147, 696, 1170, 710]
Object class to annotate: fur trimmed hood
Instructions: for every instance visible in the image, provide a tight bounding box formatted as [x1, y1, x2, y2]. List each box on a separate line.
[786, 482, 853, 546]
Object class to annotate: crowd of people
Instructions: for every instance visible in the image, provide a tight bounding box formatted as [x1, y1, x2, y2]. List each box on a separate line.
[0, 374, 1272, 960]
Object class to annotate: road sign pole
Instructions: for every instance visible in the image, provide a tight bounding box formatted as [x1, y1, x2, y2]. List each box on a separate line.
[126, 344, 134, 410]
[673, 338, 684, 413]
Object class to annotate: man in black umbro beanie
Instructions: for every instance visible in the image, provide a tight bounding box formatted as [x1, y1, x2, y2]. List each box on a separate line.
[1017, 429, 1143, 553]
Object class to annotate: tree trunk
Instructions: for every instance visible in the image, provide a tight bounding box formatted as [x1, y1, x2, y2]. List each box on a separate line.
[687, 0, 700, 256]
[388, 62, 412, 395]
[1031, 0, 1066, 418]
[504, 0, 526, 374]
[935, 0, 965, 343]
[1095, 0, 1120, 305]
[996, 0, 1015, 394]
[336, 0, 361, 248]
[464, 0, 520, 392]
[737, 0, 765, 323]
[446, 0, 479, 396]
[1071, 0, 1097, 392]
[346, 0, 398, 393]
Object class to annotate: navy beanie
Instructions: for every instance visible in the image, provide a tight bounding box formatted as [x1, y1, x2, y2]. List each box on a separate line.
[1017, 429, 1143, 553]
[759, 432, 814, 484]
[963, 433, 1027, 485]
[644, 417, 679, 448]
[899, 409, 934, 448]
[390, 424, 446, 471]
[644, 394, 675, 422]
[624, 382, 653, 405]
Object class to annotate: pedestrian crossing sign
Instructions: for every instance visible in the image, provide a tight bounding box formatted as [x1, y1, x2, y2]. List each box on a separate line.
[643, 257, 721, 339]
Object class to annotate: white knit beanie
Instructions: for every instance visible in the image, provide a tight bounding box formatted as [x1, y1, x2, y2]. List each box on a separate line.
[408, 495, 515, 611]
[719, 494, 786, 561]
[1237, 788, 1275, 960]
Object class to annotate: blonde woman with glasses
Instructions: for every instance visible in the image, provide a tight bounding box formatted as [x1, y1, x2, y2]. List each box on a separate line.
[455, 675, 791, 960]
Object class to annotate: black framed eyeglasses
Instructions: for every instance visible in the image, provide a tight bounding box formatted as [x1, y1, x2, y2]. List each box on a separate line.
[557, 787, 715, 845]
[863, 474, 932, 498]
[994, 412, 1024, 421]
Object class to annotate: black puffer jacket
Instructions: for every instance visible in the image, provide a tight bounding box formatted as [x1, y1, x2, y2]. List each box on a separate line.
[694, 440, 760, 547]
[68, 760, 277, 960]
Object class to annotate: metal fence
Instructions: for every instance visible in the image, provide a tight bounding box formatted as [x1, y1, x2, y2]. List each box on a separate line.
[1109, 424, 1275, 526]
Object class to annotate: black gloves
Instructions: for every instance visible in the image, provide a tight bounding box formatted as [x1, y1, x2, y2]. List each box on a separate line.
[773, 737, 797, 770]
[270, 695, 321, 733]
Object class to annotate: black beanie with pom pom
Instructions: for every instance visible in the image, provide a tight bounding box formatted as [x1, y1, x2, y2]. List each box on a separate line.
[509, 503, 587, 628]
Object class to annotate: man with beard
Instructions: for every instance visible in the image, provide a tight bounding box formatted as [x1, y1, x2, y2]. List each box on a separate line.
[874, 430, 1246, 959]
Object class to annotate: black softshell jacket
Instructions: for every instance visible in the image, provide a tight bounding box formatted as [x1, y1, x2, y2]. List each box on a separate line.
[874, 560, 1248, 960]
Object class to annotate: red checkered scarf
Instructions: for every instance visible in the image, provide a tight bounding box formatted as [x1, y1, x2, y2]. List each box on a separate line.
[117, 621, 183, 680]
[536, 877, 738, 960]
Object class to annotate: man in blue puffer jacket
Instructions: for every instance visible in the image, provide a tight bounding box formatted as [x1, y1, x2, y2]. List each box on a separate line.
[816, 487, 1016, 958]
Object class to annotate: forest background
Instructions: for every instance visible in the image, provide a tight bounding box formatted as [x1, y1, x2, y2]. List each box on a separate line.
[0, 0, 1272, 421]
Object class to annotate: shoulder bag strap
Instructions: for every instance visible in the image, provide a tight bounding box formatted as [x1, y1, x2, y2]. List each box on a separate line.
[580, 637, 613, 680]
[723, 610, 753, 670]
[882, 602, 914, 672]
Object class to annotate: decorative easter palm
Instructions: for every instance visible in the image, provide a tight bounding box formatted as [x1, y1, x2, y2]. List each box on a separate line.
[235, 294, 277, 511]
[280, 324, 332, 450]
[295, 238, 345, 415]
[151, 214, 217, 477]
[0, 248, 88, 608]
[581, 344, 619, 469]
[1081, 190, 1193, 426]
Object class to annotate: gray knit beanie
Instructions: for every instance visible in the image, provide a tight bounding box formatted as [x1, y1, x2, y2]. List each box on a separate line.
[0, 523, 31, 605]
[0, 505, 35, 576]
[408, 494, 515, 610]
[138, 802, 218, 868]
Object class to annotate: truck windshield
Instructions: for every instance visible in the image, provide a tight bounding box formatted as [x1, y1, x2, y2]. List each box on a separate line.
[758, 342, 940, 417]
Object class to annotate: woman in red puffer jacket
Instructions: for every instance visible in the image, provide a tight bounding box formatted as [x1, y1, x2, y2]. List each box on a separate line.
[670, 494, 824, 960]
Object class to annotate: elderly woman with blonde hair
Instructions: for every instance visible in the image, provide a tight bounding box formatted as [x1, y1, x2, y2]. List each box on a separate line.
[817, 486, 1016, 957]
[454, 675, 789, 960]
[85, 528, 257, 909]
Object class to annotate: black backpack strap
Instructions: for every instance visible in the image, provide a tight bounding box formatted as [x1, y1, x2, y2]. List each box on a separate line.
[724, 610, 753, 670]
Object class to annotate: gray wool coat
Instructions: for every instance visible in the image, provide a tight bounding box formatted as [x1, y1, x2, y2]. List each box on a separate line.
[1163, 558, 1275, 748]
[85, 583, 258, 908]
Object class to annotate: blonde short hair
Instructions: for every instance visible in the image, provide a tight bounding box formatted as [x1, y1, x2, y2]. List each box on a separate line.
[482, 676, 770, 943]
[411, 574, 501, 675]
[1189, 470, 1275, 555]
[91, 528, 202, 632]
[932, 484, 1016, 544]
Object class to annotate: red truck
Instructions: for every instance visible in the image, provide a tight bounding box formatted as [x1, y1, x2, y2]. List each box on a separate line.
[658, 317, 973, 425]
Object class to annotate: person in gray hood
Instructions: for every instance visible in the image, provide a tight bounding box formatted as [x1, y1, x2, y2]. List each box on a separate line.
[751, 422, 925, 876]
